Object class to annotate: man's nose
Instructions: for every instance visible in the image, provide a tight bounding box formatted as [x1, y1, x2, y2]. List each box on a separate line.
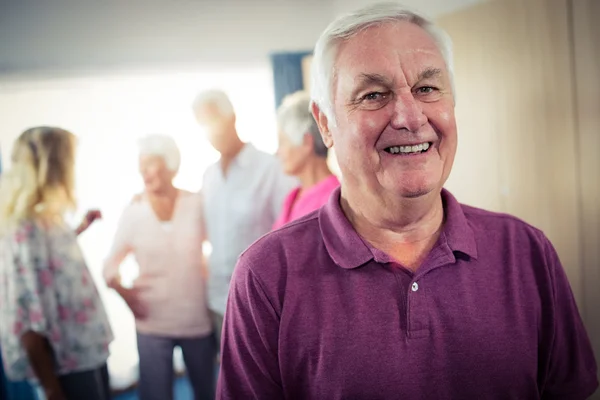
[389, 92, 427, 132]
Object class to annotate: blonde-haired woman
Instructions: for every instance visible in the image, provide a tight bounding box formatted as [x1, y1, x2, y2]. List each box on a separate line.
[0, 127, 113, 400]
[104, 134, 215, 400]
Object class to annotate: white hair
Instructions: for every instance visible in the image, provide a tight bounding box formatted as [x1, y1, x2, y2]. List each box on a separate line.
[277, 91, 328, 158]
[310, 1, 455, 124]
[137, 134, 181, 172]
[191, 89, 235, 117]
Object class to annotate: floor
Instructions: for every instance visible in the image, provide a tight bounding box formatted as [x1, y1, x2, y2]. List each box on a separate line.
[113, 377, 193, 400]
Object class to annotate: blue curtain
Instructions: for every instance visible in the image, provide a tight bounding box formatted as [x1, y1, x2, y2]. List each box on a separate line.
[270, 51, 312, 109]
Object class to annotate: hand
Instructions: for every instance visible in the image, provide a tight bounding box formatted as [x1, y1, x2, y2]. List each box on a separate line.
[119, 286, 149, 320]
[84, 209, 102, 225]
[76, 209, 102, 235]
[44, 382, 67, 400]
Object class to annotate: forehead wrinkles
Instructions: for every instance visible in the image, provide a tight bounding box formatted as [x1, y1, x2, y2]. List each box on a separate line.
[336, 34, 442, 79]
[336, 54, 444, 96]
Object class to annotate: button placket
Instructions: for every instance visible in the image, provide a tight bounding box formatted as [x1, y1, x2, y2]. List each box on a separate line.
[407, 278, 430, 338]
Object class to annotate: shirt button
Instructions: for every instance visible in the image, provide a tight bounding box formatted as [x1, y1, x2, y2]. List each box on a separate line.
[411, 282, 419, 292]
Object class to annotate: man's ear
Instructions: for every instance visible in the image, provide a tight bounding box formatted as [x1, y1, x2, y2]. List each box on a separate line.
[311, 102, 334, 149]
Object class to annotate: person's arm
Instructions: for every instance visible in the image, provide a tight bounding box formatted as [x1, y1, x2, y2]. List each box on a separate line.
[539, 236, 598, 399]
[103, 214, 132, 290]
[74, 209, 102, 236]
[103, 206, 148, 319]
[217, 259, 283, 399]
[20, 332, 65, 400]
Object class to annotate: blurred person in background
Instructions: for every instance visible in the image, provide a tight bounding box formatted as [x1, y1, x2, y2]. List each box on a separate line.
[192, 90, 296, 346]
[273, 90, 339, 230]
[0, 127, 113, 400]
[103, 134, 215, 400]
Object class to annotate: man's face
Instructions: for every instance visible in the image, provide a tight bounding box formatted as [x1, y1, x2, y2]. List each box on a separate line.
[194, 103, 236, 155]
[318, 21, 457, 200]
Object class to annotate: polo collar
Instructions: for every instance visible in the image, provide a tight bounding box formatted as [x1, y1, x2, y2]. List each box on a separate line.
[319, 187, 478, 270]
[232, 143, 255, 168]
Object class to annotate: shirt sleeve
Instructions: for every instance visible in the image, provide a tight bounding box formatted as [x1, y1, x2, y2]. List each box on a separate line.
[103, 206, 134, 284]
[217, 259, 283, 399]
[539, 236, 598, 399]
[5, 222, 54, 339]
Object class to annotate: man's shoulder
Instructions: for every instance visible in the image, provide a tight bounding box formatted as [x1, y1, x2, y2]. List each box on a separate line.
[245, 145, 278, 166]
[203, 161, 220, 177]
[238, 211, 322, 270]
[201, 162, 221, 189]
[460, 202, 547, 244]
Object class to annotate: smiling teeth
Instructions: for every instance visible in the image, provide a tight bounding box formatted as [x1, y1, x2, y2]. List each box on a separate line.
[388, 142, 430, 154]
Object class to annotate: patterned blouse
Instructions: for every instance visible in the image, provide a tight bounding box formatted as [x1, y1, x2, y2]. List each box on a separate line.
[0, 219, 113, 382]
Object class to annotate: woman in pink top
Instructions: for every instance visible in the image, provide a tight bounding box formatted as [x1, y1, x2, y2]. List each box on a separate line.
[273, 91, 340, 230]
[103, 135, 214, 400]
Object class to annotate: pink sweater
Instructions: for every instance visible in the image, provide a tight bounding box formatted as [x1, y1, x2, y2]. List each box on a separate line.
[272, 174, 340, 230]
[103, 191, 212, 337]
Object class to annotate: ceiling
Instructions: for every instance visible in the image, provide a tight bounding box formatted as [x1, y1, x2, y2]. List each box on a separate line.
[0, 0, 487, 78]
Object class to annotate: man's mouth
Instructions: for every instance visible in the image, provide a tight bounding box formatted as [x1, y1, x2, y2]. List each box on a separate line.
[384, 142, 432, 155]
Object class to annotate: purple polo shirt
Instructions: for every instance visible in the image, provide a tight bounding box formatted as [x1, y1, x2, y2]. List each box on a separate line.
[218, 188, 598, 399]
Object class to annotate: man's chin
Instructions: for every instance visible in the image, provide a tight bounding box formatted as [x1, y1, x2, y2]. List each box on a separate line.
[396, 185, 437, 199]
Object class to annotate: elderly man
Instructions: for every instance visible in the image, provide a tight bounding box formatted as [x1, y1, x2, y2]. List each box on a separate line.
[217, 3, 598, 399]
[192, 90, 296, 345]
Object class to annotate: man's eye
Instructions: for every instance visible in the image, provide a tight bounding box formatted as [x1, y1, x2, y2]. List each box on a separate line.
[416, 86, 436, 94]
[363, 92, 387, 101]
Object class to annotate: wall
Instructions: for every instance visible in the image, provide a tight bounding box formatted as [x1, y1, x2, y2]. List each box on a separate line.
[439, 0, 600, 393]
[332, 0, 486, 18]
[572, 0, 600, 385]
[439, 0, 583, 303]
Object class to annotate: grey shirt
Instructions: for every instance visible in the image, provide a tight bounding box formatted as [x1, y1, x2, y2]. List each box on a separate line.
[202, 143, 296, 314]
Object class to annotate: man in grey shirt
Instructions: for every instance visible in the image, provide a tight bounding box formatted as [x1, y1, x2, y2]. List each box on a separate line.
[192, 90, 296, 344]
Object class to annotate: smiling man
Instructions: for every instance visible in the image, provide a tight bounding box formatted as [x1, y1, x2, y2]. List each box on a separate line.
[217, 3, 598, 399]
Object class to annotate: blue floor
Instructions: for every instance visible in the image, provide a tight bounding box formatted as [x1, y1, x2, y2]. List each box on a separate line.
[112, 377, 193, 400]
[1, 376, 197, 400]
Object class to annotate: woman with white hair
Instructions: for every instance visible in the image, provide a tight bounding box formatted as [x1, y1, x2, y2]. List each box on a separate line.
[272, 91, 339, 230]
[103, 134, 215, 400]
[0, 127, 113, 400]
